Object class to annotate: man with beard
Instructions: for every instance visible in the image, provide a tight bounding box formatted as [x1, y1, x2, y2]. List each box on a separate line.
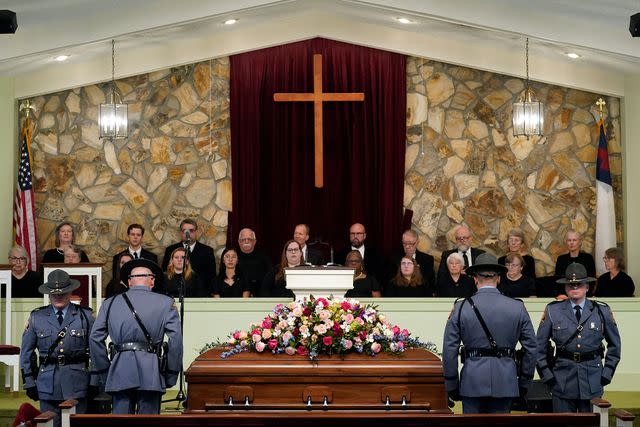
[438, 225, 485, 280]
[337, 223, 384, 284]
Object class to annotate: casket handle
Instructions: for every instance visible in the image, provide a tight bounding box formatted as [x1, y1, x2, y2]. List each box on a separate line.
[224, 386, 254, 406]
[380, 386, 411, 404]
[302, 386, 333, 406]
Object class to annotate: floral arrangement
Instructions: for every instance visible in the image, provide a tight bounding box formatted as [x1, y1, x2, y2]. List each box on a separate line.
[200, 296, 437, 359]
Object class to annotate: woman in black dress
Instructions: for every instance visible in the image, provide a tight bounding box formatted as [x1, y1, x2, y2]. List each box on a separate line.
[435, 252, 475, 297]
[41, 221, 89, 263]
[105, 253, 133, 298]
[385, 256, 430, 297]
[343, 250, 381, 298]
[7, 245, 41, 298]
[594, 247, 635, 297]
[259, 240, 302, 298]
[213, 247, 250, 298]
[161, 247, 209, 297]
[498, 252, 536, 298]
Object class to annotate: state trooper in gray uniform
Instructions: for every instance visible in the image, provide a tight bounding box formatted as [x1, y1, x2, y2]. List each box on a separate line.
[20, 270, 95, 427]
[443, 253, 537, 414]
[89, 258, 183, 414]
[536, 263, 621, 413]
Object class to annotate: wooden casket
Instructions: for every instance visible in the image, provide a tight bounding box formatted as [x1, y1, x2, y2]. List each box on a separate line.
[185, 347, 450, 413]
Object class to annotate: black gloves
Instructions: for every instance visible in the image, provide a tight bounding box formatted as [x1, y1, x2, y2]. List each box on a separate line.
[448, 388, 461, 402]
[601, 377, 611, 386]
[87, 385, 100, 399]
[519, 386, 528, 398]
[26, 387, 39, 401]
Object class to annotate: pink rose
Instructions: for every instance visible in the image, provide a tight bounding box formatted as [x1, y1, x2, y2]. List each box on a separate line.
[401, 329, 409, 338]
[355, 317, 365, 325]
[319, 310, 330, 320]
[238, 330, 248, 340]
[261, 319, 272, 329]
[323, 336, 333, 346]
[297, 346, 309, 356]
[262, 329, 272, 339]
[343, 313, 354, 324]
[343, 339, 353, 349]
[392, 326, 400, 335]
[255, 341, 266, 352]
[268, 339, 278, 350]
[233, 331, 240, 339]
[316, 298, 329, 308]
[252, 334, 262, 343]
[397, 341, 405, 349]
[285, 346, 296, 355]
[371, 342, 381, 353]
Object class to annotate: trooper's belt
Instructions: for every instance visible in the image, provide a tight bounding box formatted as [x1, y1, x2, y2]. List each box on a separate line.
[556, 348, 602, 362]
[39, 354, 89, 366]
[463, 347, 516, 359]
[113, 341, 160, 354]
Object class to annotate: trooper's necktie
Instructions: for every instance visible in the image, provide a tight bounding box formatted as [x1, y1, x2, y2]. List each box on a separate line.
[574, 305, 582, 322]
[56, 310, 64, 325]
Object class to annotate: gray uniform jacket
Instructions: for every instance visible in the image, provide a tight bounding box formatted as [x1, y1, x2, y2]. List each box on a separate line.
[535, 299, 621, 399]
[89, 285, 183, 393]
[443, 287, 537, 397]
[20, 304, 94, 400]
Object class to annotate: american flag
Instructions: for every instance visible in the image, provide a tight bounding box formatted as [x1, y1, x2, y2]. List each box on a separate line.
[595, 118, 616, 275]
[13, 120, 39, 271]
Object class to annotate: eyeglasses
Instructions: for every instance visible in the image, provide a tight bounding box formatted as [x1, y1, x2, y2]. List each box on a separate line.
[239, 238, 255, 242]
[286, 248, 300, 253]
[402, 240, 417, 246]
[129, 274, 155, 279]
[506, 262, 522, 268]
[350, 232, 365, 236]
[456, 236, 471, 242]
[9, 256, 27, 262]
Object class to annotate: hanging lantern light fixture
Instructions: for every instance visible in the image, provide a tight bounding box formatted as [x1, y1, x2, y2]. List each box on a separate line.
[99, 39, 128, 140]
[512, 38, 544, 137]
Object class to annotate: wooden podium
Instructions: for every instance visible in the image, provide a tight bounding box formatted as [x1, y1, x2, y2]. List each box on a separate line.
[185, 347, 450, 413]
[284, 266, 354, 299]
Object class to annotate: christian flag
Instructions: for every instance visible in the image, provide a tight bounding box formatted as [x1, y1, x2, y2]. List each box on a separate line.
[594, 118, 616, 275]
[13, 119, 39, 271]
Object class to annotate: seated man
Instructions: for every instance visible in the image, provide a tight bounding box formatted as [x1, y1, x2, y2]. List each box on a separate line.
[237, 228, 272, 296]
[437, 225, 485, 279]
[293, 223, 326, 266]
[162, 218, 216, 293]
[336, 223, 385, 283]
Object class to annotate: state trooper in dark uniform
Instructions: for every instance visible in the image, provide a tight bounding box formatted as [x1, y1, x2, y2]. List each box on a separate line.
[443, 253, 537, 414]
[89, 258, 183, 414]
[20, 270, 95, 427]
[536, 263, 621, 413]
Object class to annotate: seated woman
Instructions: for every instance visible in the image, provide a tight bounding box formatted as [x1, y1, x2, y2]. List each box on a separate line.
[7, 245, 41, 298]
[343, 250, 381, 298]
[554, 229, 595, 278]
[385, 256, 431, 297]
[435, 252, 475, 297]
[105, 253, 133, 298]
[498, 252, 536, 298]
[41, 221, 89, 263]
[594, 247, 635, 297]
[63, 244, 90, 304]
[213, 247, 250, 298]
[160, 247, 209, 297]
[497, 228, 536, 278]
[259, 240, 302, 298]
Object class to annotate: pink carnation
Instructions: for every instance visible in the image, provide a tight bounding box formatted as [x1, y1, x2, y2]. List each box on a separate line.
[255, 341, 266, 352]
[316, 298, 329, 308]
[323, 336, 333, 346]
[268, 339, 278, 350]
[341, 301, 351, 311]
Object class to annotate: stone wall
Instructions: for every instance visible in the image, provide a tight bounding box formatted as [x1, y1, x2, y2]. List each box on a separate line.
[24, 53, 623, 281]
[405, 57, 623, 275]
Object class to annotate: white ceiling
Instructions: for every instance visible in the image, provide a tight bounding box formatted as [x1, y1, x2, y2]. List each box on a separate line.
[1, 0, 639, 97]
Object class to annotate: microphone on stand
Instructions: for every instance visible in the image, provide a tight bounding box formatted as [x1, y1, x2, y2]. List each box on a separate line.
[184, 230, 191, 245]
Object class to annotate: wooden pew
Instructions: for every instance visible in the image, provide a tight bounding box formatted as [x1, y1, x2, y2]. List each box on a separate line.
[70, 412, 601, 427]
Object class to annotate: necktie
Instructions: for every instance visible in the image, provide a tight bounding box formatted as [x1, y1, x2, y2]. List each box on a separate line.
[574, 305, 581, 322]
[462, 250, 469, 268]
[133, 251, 139, 259]
[56, 310, 64, 325]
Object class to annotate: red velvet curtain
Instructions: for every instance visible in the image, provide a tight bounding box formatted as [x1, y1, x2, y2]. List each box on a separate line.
[229, 38, 406, 262]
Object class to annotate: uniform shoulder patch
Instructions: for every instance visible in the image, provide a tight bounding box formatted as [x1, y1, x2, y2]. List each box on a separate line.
[31, 305, 48, 313]
[593, 300, 610, 308]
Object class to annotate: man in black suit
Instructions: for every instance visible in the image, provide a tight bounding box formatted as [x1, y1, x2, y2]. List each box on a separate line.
[237, 228, 272, 296]
[111, 223, 158, 275]
[161, 218, 216, 292]
[293, 224, 325, 265]
[336, 223, 385, 283]
[437, 225, 485, 279]
[391, 229, 435, 294]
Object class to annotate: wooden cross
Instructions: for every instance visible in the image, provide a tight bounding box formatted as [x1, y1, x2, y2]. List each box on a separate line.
[274, 54, 365, 188]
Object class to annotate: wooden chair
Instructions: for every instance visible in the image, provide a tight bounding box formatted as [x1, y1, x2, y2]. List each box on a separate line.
[0, 264, 21, 391]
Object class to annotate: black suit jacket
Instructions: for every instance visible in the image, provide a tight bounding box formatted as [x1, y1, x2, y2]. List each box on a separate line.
[111, 247, 159, 277]
[437, 247, 485, 279]
[162, 241, 217, 291]
[391, 249, 436, 290]
[336, 245, 385, 283]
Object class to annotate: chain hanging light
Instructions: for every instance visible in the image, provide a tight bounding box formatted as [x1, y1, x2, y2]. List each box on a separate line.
[99, 39, 128, 140]
[512, 38, 544, 137]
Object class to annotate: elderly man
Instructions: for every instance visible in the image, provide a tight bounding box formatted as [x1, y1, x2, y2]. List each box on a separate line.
[162, 218, 216, 293]
[336, 223, 384, 283]
[536, 263, 621, 413]
[443, 253, 537, 414]
[90, 259, 183, 414]
[391, 229, 435, 294]
[554, 230, 596, 279]
[20, 270, 94, 427]
[237, 228, 272, 295]
[438, 225, 485, 280]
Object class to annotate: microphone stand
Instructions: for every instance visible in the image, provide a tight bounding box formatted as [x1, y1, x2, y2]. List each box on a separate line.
[162, 236, 190, 409]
